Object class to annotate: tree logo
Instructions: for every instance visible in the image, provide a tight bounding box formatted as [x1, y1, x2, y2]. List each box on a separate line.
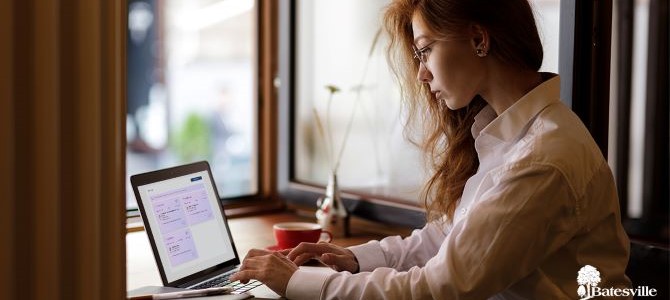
[577, 265, 601, 299]
[576, 264, 658, 298]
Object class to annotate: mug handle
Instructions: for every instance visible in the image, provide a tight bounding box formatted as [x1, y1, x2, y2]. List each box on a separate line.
[320, 230, 333, 243]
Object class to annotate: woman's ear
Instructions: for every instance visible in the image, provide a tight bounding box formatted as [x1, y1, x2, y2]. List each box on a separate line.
[470, 24, 489, 57]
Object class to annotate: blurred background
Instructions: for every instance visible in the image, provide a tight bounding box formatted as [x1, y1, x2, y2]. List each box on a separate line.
[126, 0, 257, 210]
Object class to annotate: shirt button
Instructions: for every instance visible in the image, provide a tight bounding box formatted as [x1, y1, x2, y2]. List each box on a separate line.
[460, 208, 468, 215]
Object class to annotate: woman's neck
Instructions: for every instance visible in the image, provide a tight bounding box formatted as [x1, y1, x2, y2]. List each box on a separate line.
[479, 64, 544, 115]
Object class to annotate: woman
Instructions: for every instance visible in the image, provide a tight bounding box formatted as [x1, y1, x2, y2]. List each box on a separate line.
[230, 0, 632, 298]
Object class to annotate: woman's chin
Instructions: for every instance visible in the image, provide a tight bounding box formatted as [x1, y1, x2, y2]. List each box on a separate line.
[442, 98, 468, 111]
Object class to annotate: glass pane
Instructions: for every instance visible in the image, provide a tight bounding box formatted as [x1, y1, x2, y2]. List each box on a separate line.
[619, 0, 650, 219]
[531, 0, 561, 73]
[126, 0, 257, 211]
[293, 0, 562, 204]
[294, 0, 424, 203]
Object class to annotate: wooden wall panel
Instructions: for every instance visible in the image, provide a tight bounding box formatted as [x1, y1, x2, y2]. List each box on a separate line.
[32, 1, 61, 299]
[101, 0, 127, 298]
[13, 0, 33, 297]
[75, 0, 103, 297]
[0, 0, 15, 299]
[3, 0, 126, 299]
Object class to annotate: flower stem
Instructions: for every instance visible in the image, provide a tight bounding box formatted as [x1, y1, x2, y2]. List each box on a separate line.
[326, 91, 335, 172]
[333, 29, 381, 173]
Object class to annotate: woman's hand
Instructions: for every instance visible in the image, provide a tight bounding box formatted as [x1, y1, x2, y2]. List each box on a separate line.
[230, 248, 298, 296]
[287, 242, 359, 273]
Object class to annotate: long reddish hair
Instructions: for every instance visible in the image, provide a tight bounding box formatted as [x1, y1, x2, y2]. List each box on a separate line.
[383, 0, 543, 222]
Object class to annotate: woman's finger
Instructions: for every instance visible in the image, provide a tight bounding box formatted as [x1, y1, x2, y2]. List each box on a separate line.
[246, 248, 272, 258]
[239, 257, 265, 271]
[292, 252, 317, 266]
[287, 242, 332, 261]
[230, 269, 258, 283]
[277, 248, 292, 256]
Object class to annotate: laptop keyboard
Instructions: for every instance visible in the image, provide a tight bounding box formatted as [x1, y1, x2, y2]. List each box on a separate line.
[191, 273, 262, 294]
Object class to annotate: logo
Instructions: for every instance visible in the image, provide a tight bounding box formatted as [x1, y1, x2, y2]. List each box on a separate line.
[577, 265, 658, 299]
[577, 265, 601, 298]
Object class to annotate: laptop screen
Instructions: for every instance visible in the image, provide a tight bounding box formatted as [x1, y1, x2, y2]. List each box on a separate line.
[135, 169, 236, 283]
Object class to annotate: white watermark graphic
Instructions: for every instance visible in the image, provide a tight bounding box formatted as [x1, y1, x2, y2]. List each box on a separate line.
[577, 265, 657, 299]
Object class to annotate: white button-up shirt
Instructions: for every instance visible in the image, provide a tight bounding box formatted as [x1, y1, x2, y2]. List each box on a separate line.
[286, 75, 631, 299]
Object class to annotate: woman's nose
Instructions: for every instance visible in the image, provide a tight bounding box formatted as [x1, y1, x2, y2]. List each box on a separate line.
[416, 63, 432, 83]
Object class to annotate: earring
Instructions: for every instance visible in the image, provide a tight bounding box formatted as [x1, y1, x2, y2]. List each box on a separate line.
[476, 47, 488, 57]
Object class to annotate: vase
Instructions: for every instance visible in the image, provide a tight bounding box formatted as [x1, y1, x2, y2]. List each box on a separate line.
[316, 173, 350, 237]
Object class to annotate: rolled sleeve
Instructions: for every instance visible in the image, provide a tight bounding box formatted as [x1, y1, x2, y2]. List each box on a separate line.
[348, 241, 387, 272]
[285, 267, 335, 300]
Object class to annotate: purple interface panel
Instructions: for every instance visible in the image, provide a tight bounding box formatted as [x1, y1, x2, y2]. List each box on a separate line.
[164, 228, 199, 266]
[150, 183, 215, 266]
[181, 185, 215, 225]
[153, 197, 189, 234]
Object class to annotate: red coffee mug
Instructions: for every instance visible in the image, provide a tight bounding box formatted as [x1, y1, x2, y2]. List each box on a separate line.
[273, 222, 333, 250]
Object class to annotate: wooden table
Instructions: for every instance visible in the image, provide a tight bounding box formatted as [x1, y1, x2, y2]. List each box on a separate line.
[127, 211, 412, 291]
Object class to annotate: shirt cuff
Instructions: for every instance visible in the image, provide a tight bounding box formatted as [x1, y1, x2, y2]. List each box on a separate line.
[286, 267, 334, 300]
[348, 241, 386, 272]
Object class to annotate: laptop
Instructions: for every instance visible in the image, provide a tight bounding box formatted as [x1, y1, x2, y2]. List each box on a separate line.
[130, 161, 281, 299]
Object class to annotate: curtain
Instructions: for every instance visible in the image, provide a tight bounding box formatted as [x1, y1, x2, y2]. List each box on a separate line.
[0, 0, 126, 299]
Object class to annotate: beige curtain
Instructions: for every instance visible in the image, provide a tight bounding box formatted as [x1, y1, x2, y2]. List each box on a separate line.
[0, 1, 126, 299]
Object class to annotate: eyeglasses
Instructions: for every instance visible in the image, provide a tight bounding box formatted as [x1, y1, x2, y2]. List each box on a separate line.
[412, 41, 437, 65]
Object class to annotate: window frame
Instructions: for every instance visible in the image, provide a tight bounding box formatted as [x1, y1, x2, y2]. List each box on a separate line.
[276, 0, 426, 229]
[538, 0, 668, 244]
[608, 0, 669, 245]
[126, 0, 283, 223]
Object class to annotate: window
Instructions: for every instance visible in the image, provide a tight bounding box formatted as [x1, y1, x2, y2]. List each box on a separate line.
[126, 0, 258, 211]
[279, 0, 562, 227]
[293, 0, 423, 204]
[609, 0, 669, 244]
[532, 0, 561, 73]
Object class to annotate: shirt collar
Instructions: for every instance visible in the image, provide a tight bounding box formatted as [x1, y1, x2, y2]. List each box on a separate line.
[472, 73, 560, 141]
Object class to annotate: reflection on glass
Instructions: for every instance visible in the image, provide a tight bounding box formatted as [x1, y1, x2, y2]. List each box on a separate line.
[294, 0, 561, 204]
[295, 0, 425, 203]
[532, 0, 561, 73]
[625, 0, 650, 218]
[126, 0, 257, 210]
